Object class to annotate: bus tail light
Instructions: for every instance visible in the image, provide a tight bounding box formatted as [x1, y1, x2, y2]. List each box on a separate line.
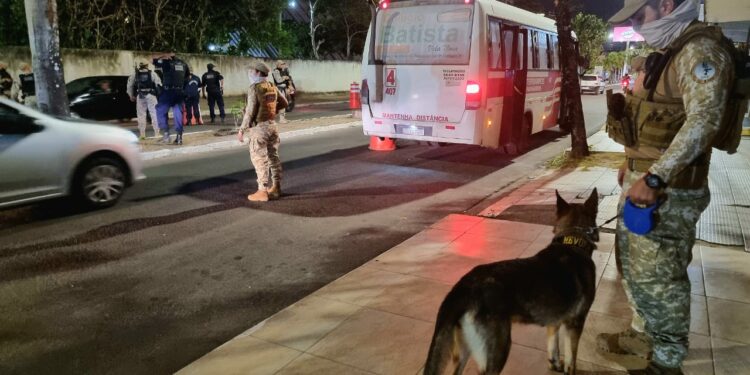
[465, 81, 481, 110]
[379, 0, 389, 9]
[361, 79, 370, 105]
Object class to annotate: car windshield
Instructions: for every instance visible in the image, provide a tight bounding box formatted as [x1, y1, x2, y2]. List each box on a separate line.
[581, 76, 598, 81]
[66, 77, 103, 96]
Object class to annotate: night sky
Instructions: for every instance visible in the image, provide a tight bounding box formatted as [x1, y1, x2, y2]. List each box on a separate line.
[538, 0, 624, 20]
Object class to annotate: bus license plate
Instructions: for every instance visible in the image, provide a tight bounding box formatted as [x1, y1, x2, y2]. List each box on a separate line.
[396, 125, 427, 136]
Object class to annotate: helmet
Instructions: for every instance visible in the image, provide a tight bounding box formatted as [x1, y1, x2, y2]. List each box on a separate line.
[254, 62, 270, 74]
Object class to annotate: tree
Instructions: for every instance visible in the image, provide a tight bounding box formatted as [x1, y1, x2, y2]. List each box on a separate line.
[554, 0, 589, 158]
[603, 51, 626, 79]
[571, 13, 607, 74]
[0, 0, 29, 47]
[317, 0, 370, 59]
[308, 0, 324, 59]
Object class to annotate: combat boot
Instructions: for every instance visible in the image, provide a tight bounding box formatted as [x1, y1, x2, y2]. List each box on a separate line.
[278, 113, 288, 124]
[158, 132, 170, 144]
[628, 362, 684, 375]
[247, 190, 269, 202]
[173, 132, 183, 145]
[596, 329, 652, 359]
[268, 181, 281, 200]
[139, 130, 146, 140]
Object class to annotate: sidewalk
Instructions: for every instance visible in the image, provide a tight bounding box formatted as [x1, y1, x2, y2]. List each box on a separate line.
[177, 132, 750, 375]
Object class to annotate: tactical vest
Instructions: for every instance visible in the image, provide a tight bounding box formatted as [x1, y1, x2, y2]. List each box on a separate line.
[253, 81, 277, 123]
[162, 59, 186, 89]
[20, 73, 35, 96]
[608, 22, 749, 155]
[204, 71, 221, 93]
[136, 69, 156, 96]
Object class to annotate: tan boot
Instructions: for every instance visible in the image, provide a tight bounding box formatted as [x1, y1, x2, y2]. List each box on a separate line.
[247, 190, 269, 202]
[268, 181, 281, 200]
[279, 113, 288, 124]
[596, 329, 652, 359]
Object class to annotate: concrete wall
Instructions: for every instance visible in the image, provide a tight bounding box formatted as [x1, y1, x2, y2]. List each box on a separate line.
[0, 47, 362, 95]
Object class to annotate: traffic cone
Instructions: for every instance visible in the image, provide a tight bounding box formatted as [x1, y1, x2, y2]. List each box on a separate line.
[369, 136, 396, 151]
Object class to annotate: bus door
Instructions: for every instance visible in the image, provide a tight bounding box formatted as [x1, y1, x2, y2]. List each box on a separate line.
[498, 26, 528, 154]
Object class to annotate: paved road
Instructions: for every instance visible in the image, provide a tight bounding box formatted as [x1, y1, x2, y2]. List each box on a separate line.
[0, 95, 607, 375]
[114, 101, 351, 137]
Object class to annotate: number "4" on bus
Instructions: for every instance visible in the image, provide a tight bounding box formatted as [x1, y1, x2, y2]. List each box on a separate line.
[385, 68, 396, 87]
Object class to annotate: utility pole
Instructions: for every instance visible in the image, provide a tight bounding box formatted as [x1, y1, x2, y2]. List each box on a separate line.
[24, 0, 69, 116]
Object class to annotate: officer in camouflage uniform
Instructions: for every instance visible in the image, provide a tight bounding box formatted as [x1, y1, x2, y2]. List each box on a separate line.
[601, 1, 735, 374]
[0, 62, 13, 99]
[127, 60, 162, 139]
[238, 62, 284, 202]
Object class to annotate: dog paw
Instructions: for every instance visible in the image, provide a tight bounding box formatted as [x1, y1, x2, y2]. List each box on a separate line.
[548, 359, 564, 372]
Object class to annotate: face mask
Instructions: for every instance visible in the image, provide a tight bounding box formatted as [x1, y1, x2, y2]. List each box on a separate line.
[634, 0, 698, 49]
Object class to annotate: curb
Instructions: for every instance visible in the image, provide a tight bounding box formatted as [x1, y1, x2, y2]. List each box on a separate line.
[294, 100, 349, 108]
[141, 121, 362, 161]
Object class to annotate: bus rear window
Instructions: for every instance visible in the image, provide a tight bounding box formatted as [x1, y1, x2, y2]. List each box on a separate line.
[374, 4, 474, 65]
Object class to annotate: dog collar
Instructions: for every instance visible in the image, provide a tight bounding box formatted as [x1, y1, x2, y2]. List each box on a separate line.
[553, 235, 591, 248]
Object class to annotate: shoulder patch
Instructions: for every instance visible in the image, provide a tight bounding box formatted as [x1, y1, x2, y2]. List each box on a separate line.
[692, 60, 717, 83]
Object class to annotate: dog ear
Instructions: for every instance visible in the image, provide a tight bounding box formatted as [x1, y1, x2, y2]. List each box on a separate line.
[584, 188, 598, 215]
[556, 190, 570, 216]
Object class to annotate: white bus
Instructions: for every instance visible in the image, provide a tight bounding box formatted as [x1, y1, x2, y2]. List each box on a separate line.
[361, 0, 564, 153]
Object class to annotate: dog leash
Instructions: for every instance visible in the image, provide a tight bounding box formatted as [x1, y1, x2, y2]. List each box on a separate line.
[599, 215, 619, 228]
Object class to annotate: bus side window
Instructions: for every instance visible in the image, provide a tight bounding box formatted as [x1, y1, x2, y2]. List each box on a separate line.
[550, 34, 560, 70]
[538, 32, 549, 70]
[489, 20, 502, 70]
[501, 27, 514, 69]
[529, 31, 540, 69]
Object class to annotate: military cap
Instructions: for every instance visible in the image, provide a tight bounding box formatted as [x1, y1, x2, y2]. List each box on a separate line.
[254, 62, 270, 74]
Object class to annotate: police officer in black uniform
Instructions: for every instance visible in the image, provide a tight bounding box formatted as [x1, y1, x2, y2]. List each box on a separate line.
[184, 67, 203, 125]
[201, 63, 225, 123]
[18, 63, 36, 108]
[153, 53, 188, 144]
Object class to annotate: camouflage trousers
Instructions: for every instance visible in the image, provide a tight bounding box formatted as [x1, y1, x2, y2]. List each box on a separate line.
[617, 170, 710, 368]
[248, 122, 281, 191]
[136, 94, 159, 137]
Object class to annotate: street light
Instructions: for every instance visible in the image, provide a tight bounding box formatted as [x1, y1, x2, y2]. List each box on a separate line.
[289, 0, 296, 7]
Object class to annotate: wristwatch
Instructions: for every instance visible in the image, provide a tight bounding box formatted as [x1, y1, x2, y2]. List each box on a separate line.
[645, 173, 667, 189]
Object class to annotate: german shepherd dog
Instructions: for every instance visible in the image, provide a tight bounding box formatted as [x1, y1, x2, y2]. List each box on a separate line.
[424, 189, 599, 375]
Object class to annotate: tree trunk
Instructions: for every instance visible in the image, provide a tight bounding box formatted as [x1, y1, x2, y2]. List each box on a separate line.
[309, 0, 320, 59]
[555, 0, 588, 158]
[24, 0, 69, 116]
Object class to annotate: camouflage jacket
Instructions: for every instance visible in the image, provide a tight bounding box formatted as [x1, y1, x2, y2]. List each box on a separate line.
[632, 33, 734, 183]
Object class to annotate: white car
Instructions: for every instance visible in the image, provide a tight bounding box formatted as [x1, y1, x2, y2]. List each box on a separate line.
[580, 74, 606, 95]
[0, 99, 145, 209]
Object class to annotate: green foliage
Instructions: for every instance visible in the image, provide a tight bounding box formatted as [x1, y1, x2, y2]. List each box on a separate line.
[3, 0, 371, 59]
[603, 51, 626, 72]
[571, 13, 607, 72]
[0, 0, 29, 47]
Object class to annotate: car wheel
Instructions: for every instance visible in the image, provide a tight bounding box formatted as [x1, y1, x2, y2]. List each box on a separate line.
[74, 157, 127, 209]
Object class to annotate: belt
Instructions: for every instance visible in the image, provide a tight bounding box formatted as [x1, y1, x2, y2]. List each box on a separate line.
[627, 155, 709, 189]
